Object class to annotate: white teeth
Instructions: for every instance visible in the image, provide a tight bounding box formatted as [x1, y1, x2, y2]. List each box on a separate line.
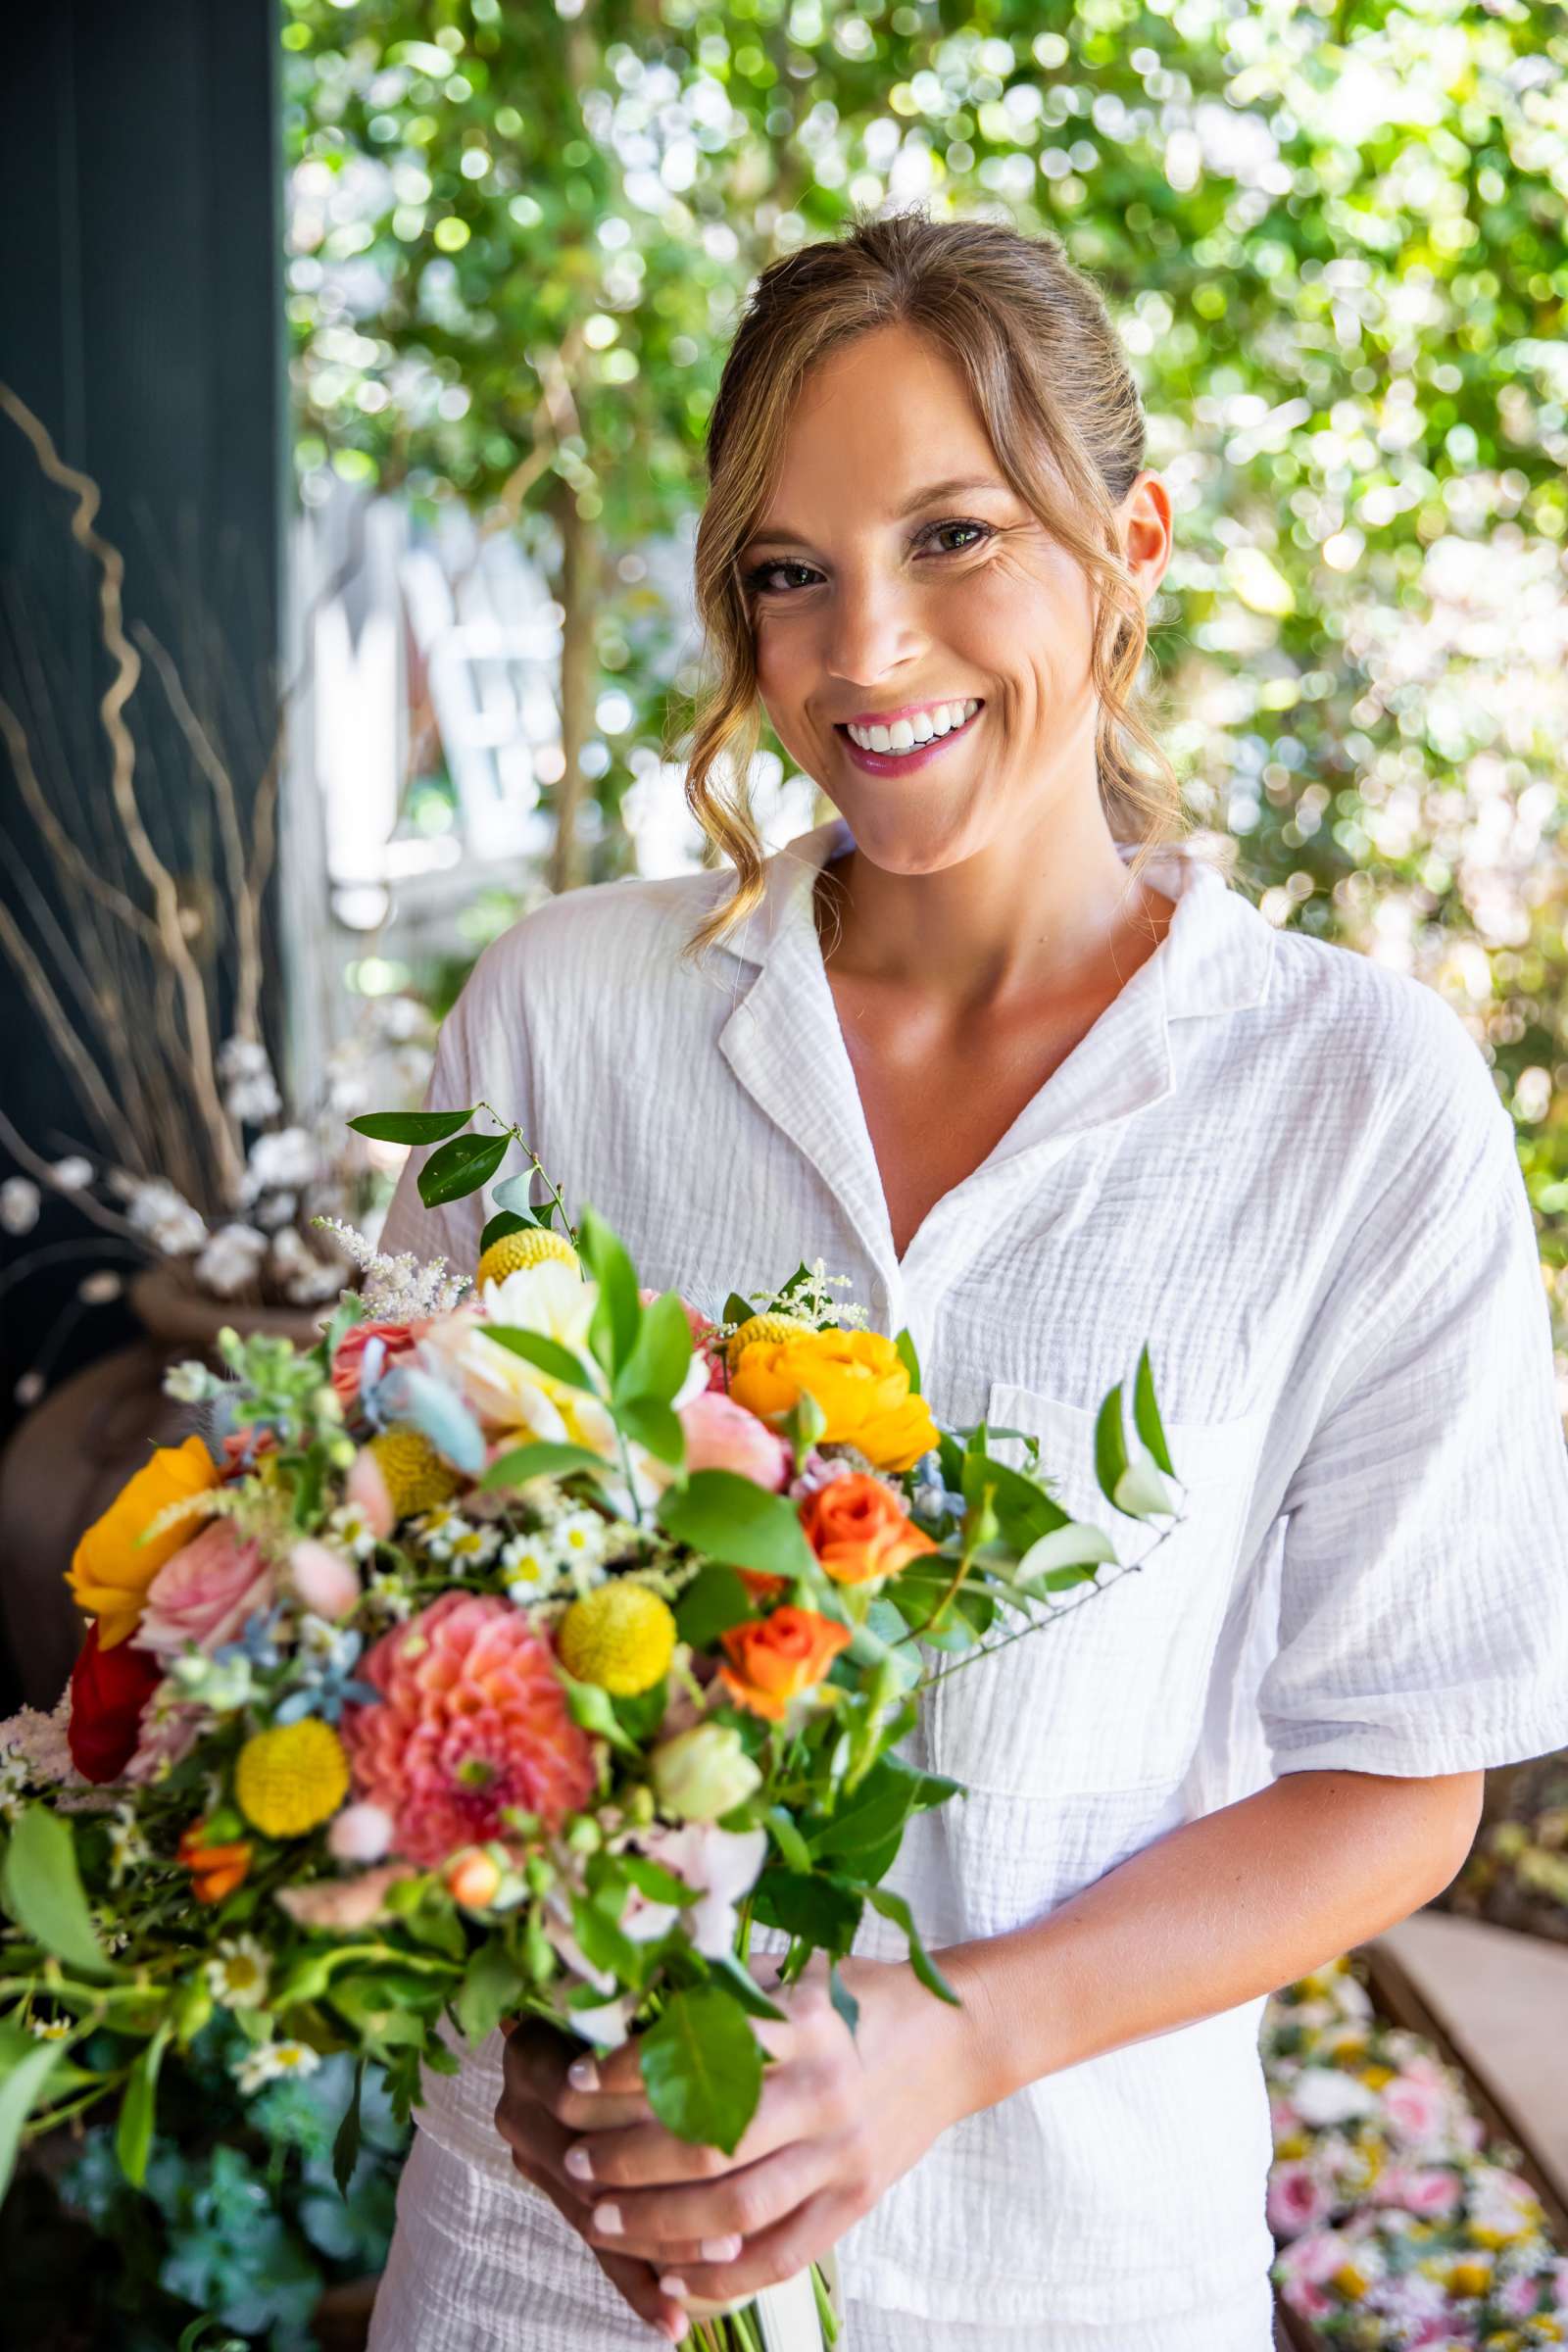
[846, 698, 979, 754]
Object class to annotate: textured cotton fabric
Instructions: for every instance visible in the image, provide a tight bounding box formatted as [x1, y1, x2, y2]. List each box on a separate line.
[368, 814, 1568, 2345]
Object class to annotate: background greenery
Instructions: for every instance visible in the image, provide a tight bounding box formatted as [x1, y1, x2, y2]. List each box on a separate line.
[281, 0, 1568, 1339]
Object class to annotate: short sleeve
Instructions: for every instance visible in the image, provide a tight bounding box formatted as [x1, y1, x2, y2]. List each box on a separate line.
[375, 928, 535, 1274]
[1258, 1120, 1568, 1781]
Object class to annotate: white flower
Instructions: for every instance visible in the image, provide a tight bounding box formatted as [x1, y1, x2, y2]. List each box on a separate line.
[270, 1229, 342, 1305]
[245, 1126, 318, 1199]
[195, 1222, 269, 1297]
[205, 1934, 271, 2010]
[327, 1500, 378, 1560]
[555, 1508, 610, 1568]
[218, 1036, 271, 1082]
[106, 1804, 151, 1887]
[500, 1533, 565, 1599]
[314, 1216, 468, 1318]
[51, 1156, 93, 1191]
[1, 1177, 41, 1236]
[365, 1568, 415, 1622]
[255, 1188, 297, 1231]
[635, 1822, 768, 1961]
[122, 1176, 208, 1254]
[226, 1071, 283, 1124]
[1289, 2065, 1381, 2127]
[29, 2017, 72, 2040]
[77, 1270, 122, 1305]
[232, 2037, 321, 2095]
[163, 1360, 213, 1405]
[421, 1514, 499, 1569]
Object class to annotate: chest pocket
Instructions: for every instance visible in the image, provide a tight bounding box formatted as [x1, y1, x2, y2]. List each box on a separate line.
[924, 1384, 1270, 1803]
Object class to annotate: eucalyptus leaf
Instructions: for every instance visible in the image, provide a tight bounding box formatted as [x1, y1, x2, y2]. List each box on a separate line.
[0, 2033, 64, 2206]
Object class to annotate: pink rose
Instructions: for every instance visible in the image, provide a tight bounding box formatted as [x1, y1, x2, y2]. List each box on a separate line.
[1373, 2165, 1462, 2219]
[1496, 2274, 1544, 2321]
[1267, 2160, 1335, 2238]
[137, 1522, 273, 1660]
[678, 1391, 791, 1491]
[289, 1540, 362, 1622]
[1380, 2073, 1450, 2151]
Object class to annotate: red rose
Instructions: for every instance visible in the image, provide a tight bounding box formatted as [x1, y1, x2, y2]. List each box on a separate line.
[67, 1621, 164, 1784]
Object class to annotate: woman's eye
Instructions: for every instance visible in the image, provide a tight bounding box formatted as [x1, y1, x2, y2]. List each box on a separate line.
[742, 519, 990, 600]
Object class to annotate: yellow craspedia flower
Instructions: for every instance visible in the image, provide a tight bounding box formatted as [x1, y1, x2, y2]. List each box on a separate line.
[368, 1427, 462, 1520]
[728, 1327, 940, 1473]
[1448, 2258, 1493, 2297]
[558, 1583, 676, 1696]
[68, 1435, 220, 1649]
[235, 1719, 350, 1838]
[475, 1227, 580, 1288]
[723, 1312, 814, 1379]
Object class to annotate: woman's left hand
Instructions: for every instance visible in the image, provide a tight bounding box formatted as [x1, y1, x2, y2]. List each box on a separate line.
[556, 1953, 993, 2305]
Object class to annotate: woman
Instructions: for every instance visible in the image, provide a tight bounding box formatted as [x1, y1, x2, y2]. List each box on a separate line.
[367, 213, 1568, 2349]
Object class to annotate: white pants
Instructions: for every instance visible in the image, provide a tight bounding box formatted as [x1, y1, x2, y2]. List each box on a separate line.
[367, 2123, 1279, 2351]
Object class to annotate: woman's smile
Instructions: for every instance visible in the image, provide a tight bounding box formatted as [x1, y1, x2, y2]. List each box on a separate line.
[834, 697, 985, 776]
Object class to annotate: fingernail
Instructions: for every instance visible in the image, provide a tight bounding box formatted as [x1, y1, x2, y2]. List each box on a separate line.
[564, 2143, 593, 2181]
[664, 2314, 690, 2343]
[568, 2054, 600, 2092]
[593, 2201, 623, 2235]
[659, 2275, 688, 2299]
[701, 2233, 743, 2263]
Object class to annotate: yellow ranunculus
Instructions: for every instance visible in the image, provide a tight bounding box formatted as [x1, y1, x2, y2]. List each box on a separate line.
[68, 1435, 220, 1650]
[727, 1328, 939, 1473]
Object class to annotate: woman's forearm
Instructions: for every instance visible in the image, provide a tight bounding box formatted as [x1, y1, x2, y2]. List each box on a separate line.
[941, 1766, 1485, 2111]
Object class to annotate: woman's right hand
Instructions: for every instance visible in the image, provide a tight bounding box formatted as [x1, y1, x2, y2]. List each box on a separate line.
[494, 2018, 699, 2345]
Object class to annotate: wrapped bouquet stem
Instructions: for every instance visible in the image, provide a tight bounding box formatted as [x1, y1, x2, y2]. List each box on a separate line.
[0, 1105, 1189, 2352]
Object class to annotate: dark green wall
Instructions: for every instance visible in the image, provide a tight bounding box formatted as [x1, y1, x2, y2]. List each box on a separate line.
[0, 0, 285, 1702]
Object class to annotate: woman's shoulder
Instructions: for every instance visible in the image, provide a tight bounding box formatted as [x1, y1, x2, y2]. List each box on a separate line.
[455, 862, 742, 1024]
[1261, 916, 1515, 1194]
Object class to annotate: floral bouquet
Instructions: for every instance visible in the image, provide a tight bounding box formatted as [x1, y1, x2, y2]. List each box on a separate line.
[1263, 1956, 1568, 2345]
[0, 1104, 1189, 2352]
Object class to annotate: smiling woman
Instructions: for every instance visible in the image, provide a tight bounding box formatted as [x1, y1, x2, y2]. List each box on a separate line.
[366, 210, 1568, 2352]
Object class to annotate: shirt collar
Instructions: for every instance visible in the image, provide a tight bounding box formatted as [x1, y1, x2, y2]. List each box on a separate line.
[725, 812, 1275, 1020]
[714, 812, 1275, 1301]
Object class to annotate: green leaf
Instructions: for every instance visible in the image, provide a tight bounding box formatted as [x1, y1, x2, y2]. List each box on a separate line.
[491, 1172, 544, 1220]
[569, 1893, 644, 1985]
[1014, 1521, 1118, 1587]
[722, 1292, 755, 1329]
[417, 1130, 509, 1208]
[893, 1327, 921, 1396]
[116, 2018, 172, 2186]
[0, 2030, 64, 2206]
[639, 1984, 763, 2155]
[829, 1963, 860, 2042]
[1094, 1383, 1130, 1515]
[618, 1853, 696, 1906]
[861, 1886, 959, 2006]
[455, 1938, 526, 2046]
[559, 1668, 637, 1754]
[707, 1952, 787, 2022]
[765, 1805, 813, 1874]
[657, 1470, 815, 1581]
[480, 1439, 610, 1489]
[480, 1209, 532, 1253]
[1, 1805, 118, 1980]
[348, 1107, 475, 1144]
[332, 2057, 366, 2198]
[615, 1290, 695, 1408]
[577, 1205, 642, 1378]
[750, 1869, 862, 1961]
[1131, 1345, 1174, 1477]
[808, 1759, 924, 1866]
[483, 1325, 600, 1391]
[615, 1396, 685, 1466]
[961, 1445, 1070, 1553]
[673, 1564, 757, 1648]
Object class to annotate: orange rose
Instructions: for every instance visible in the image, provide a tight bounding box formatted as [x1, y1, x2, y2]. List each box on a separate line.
[735, 1569, 791, 1602]
[800, 1473, 939, 1586]
[719, 1606, 852, 1723]
[68, 1436, 221, 1649]
[177, 1819, 254, 1905]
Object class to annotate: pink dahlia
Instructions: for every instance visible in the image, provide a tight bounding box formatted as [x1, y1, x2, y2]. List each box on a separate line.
[339, 1592, 597, 1866]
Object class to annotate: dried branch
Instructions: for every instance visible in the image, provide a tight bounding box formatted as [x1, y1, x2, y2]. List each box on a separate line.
[0, 903, 127, 1151]
[0, 381, 244, 1201]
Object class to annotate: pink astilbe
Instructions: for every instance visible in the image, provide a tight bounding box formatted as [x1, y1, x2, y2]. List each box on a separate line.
[340, 1592, 597, 1867]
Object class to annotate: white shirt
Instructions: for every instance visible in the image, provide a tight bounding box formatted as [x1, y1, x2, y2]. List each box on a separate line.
[375, 815, 1568, 2334]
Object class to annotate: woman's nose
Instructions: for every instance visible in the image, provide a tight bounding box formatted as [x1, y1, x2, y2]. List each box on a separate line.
[821, 567, 925, 689]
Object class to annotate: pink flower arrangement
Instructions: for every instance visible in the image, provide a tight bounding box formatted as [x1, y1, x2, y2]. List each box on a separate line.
[340, 1592, 597, 1866]
[677, 1391, 792, 1491]
[136, 1522, 274, 1661]
[1266, 2159, 1335, 2236]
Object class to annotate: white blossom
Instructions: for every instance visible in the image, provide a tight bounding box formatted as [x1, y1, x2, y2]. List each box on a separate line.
[205, 1934, 271, 2011]
[1, 1177, 41, 1236]
[163, 1359, 214, 1404]
[270, 1224, 343, 1304]
[315, 1216, 468, 1318]
[121, 1176, 207, 1255]
[232, 2037, 321, 2095]
[226, 1070, 283, 1124]
[244, 1125, 318, 1200]
[50, 1156, 93, 1191]
[195, 1222, 269, 1298]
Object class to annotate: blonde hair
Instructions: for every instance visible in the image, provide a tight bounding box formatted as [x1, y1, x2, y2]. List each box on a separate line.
[674, 207, 1192, 966]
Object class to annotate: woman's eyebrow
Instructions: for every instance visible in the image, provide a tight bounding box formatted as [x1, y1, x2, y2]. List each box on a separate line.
[741, 475, 1009, 554]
